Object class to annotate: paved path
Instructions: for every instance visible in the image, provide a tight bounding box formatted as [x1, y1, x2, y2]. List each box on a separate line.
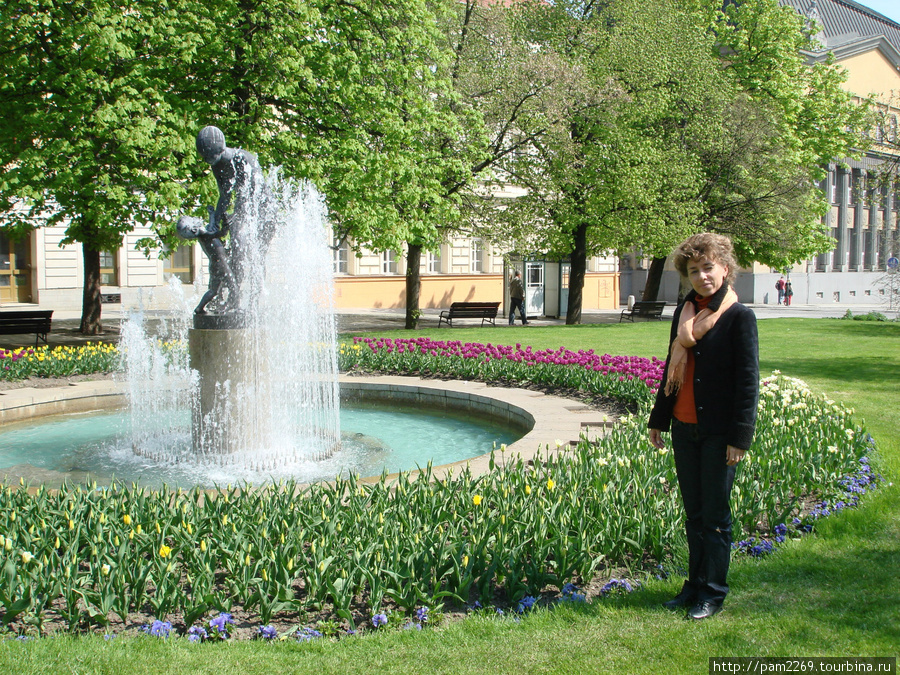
[0, 301, 890, 349]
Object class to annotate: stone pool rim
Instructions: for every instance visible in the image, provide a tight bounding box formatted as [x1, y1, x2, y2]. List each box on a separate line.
[0, 374, 614, 483]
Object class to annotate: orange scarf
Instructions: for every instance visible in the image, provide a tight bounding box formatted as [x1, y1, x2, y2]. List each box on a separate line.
[664, 288, 738, 396]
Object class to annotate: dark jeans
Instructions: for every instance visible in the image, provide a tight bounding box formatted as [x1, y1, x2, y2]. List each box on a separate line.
[671, 419, 737, 605]
[509, 297, 527, 325]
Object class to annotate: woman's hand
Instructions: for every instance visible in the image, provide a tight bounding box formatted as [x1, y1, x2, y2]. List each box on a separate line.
[649, 428, 665, 450]
[726, 445, 746, 466]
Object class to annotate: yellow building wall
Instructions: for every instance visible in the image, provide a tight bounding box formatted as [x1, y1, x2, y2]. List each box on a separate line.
[333, 272, 620, 311]
[580, 272, 619, 310]
[334, 275, 503, 310]
[839, 50, 900, 100]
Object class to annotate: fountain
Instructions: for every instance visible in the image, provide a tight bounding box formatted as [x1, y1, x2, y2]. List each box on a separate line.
[0, 127, 599, 489]
[127, 126, 341, 472]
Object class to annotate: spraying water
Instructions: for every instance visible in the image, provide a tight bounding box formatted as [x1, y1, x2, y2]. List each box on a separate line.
[120, 175, 340, 479]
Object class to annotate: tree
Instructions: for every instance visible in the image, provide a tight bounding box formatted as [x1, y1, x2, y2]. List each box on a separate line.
[705, 0, 870, 262]
[394, 0, 582, 329]
[0, 1, 202, 333]
[496, 0, 728, 323]
[171, 0, 476, 331]
[1, 0, 468, 332]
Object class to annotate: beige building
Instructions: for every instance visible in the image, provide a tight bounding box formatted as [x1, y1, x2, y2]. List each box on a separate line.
[2, 203, 619, 316]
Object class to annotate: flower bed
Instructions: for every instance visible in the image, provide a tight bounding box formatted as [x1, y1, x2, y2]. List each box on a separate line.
[0, 343, 119, 381]
[0, 341, 884, 640]
[340, 337, 664, 407]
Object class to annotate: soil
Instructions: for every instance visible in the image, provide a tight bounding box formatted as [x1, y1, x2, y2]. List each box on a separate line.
[3, 565, 645, 640]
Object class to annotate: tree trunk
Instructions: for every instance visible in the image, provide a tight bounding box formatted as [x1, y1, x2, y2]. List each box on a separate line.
[565, 221, 589, 325]
[80, 244, 103, 335]
[405, 243, 422, 330]
[641, 256, 668, 302]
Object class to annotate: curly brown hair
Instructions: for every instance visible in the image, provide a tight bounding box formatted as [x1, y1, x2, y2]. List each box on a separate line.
[672, 233, 738, 285]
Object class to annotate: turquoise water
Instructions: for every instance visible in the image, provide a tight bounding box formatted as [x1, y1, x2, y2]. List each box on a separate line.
[0, 403, 519, 488]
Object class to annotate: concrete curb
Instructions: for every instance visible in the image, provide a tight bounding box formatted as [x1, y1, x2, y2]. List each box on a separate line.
[0, 375, 614, 485]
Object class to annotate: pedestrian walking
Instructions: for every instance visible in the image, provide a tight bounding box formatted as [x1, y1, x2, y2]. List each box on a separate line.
[508, 270, 528, 325]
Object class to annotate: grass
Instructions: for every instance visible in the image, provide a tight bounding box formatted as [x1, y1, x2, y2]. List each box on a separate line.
[1, 318, 898, 673]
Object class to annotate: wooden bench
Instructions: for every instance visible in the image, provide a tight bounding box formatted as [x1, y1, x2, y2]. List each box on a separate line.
[0, 310, 54, 346]
[619, 301, 666, 323]
[438, 301, 500, 328]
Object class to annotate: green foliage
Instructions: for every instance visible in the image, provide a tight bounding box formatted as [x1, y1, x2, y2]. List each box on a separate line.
[497, 0, 718, 260]
[841, 309, 891, 322]
[0, 1, 202, 246]
[0, 0, 471, 328]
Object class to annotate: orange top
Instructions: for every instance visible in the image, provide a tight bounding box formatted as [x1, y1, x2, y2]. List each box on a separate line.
[673, 295, 713, 424]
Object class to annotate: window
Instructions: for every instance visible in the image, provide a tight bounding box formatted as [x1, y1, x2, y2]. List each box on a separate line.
[470, 239, 484, 273]
[164, 245, 193, 284]
[427, 249, 442, 274]
[382, 250, 397, 274]
[99, 250, 118, 286]
[333, 237, 349, 274]
[829, 174, 837, 204]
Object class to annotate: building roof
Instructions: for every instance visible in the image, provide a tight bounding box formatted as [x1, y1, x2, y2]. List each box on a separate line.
[781, 0, 900, 56]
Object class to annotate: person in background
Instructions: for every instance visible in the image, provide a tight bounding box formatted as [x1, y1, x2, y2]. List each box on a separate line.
[648, 232, 759, 621]
[784, 279, 793, 306]
[508, 270, 528, 325]
[775, 276, 786, 305]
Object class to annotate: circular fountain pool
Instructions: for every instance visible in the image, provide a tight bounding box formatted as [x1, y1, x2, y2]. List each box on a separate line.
[0, 401, 520, 488]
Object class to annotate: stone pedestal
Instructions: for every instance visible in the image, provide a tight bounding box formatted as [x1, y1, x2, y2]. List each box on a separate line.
[189, 316, 271, 456]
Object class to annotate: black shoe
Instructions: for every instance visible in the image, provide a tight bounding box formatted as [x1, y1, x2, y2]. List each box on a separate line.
[687, 600, 722, 620]
[662, 592, 695, 611]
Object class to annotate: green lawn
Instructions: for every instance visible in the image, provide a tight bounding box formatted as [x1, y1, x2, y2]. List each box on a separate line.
[2, 318, 898, 673]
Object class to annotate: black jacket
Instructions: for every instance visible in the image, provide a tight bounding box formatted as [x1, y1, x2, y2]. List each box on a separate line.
[648, 286, 759, 450]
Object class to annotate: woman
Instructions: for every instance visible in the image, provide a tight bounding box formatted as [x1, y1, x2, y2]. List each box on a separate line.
[648, 233, 759, 620]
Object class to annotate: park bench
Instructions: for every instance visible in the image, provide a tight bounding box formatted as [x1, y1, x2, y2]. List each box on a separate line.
[0, 309, 54, 347]
[438, 301, 501, 328]
[619, 301, 666, 323]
